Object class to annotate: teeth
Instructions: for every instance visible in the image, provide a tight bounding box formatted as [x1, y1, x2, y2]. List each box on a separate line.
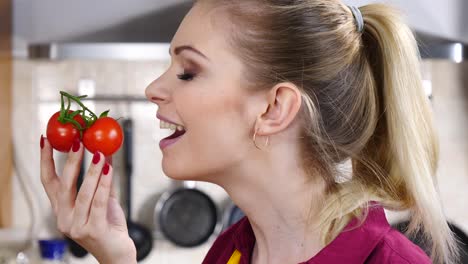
[160, 120, 185, 131]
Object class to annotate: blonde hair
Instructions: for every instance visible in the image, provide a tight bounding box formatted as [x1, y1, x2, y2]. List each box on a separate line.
[194, 0, 458, 263]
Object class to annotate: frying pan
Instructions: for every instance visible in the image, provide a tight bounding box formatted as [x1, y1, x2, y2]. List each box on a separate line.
[66, 156, 88, 258]
[154, 181, 219, 247]
[221, 199, 245, 231]
[122, 118, 153, 261]
[393, 220, 468, 263]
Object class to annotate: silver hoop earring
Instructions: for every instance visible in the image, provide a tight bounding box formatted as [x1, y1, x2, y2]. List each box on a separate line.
[253, 129, 270, 150]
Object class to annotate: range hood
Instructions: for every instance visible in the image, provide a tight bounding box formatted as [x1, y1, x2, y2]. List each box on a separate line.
[28, 1, 193, 61]
[417, 32, 468, 62]
[28, 1, 467, 62]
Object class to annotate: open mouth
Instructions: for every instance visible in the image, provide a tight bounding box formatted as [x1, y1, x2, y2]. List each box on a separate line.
[164, 128, 186, 140]
[159, 119, 186, 149]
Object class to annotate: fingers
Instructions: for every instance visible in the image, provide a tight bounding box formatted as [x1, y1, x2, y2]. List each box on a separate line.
[106, 196, 128, 232]
[58, 139, 83, 216]
[73, 151, 106, 227]
[40, 135, 59, 214]
[105, 156, 112, 166]
[88, 163, 113, 229]
[104, 156, 117, 199]
[56, 139, 84, 232]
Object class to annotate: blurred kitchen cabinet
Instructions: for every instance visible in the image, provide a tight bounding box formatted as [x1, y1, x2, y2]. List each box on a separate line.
[0, 0, 13, 228]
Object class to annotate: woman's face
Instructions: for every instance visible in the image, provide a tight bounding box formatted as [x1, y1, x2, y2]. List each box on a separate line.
[145, 3, 257, 182]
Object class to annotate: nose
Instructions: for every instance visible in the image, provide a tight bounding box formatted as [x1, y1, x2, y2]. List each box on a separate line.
[145, 76, 170, 106]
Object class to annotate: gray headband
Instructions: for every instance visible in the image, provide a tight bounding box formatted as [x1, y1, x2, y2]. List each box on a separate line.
[348, 6, 364, 33]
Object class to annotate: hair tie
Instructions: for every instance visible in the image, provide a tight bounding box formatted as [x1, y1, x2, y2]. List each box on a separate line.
[348, 6, 364, 33]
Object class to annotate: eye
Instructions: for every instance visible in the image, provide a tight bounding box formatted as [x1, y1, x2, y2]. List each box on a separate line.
[177, 71, 196, 81]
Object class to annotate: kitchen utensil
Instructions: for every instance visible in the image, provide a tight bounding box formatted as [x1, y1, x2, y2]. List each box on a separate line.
[122, 118, 153, 262]
[154, 181, 218, 247]
[66, 157, 88, 258]
[39, 239, 69, 263]
[222, 200, 245, 231]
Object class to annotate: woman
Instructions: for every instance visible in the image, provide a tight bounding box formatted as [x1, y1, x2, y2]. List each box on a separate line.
[39, 0, 458, 263]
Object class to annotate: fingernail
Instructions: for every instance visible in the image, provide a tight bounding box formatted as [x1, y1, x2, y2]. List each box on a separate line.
[93, 152, 101, 164]
[40, 135, 44, 149]
[103, 163, 110, 175]
[72, 138, 80, 152]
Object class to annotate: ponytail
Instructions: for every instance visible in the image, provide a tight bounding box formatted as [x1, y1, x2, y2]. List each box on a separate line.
[355, 4, 458, 263]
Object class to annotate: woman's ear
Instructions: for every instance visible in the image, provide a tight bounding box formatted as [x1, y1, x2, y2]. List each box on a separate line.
[255, 82, 302, 136]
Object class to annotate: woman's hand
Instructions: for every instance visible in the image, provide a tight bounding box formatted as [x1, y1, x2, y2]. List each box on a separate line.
[40, 135, 137, 264]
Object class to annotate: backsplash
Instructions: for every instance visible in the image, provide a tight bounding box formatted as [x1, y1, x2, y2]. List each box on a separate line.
[11, 59, 228, 263]
[10, 59, 468, 263]
[429, 60, 468, 231]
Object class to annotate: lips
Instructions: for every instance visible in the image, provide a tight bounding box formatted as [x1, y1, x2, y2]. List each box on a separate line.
[157, 112, 187, 150]
[159, 128, 186, 150]
[157, 113, 184, 128]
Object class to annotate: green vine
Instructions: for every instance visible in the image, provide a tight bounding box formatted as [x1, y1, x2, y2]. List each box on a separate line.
[56, 91, 110, 138]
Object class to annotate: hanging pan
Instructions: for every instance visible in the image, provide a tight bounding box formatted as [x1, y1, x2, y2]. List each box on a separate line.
[65, 157, 88, 258]
[221, 199, 245, 231]
[122, 118, 153, 261]
[154, 181, 218, 247]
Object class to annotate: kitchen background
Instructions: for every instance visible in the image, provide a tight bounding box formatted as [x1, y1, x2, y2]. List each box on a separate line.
[1, 0, 468, 263]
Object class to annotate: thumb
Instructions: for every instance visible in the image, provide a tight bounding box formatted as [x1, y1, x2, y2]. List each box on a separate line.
[107, 196, 128, 231]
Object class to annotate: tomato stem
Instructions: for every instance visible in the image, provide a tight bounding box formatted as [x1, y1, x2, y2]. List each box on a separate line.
[55, 91, 111, 136]
[63, 117, 85, 138]
[58, 94, 66, 123]
[60, 91, 99, 121]
[66, 96, 71, 112]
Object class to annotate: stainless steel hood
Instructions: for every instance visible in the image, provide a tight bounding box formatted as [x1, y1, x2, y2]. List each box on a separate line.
[417, 32, 468, 62]
[28, 43, 172, 61]
[28, 1, 467, 62]
[28, 1, 193, 61]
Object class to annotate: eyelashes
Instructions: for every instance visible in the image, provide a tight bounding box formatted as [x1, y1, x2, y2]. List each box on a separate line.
[177, 71, 196, 81]
[175, 58, 199, 81]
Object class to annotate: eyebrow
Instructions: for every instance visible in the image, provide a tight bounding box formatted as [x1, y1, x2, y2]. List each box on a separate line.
[169, 45, 210, 61]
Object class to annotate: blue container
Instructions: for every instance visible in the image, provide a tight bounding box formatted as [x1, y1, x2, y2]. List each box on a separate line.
[38, 239, 67, 260]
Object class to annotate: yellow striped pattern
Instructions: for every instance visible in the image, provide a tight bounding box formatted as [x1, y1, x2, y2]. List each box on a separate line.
[227, 249, 242, 264]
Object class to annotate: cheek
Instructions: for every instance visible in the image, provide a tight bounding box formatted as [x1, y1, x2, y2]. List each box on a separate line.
[179, 81, 247, 131]
[191, 94, 244, 145]
[164, 84, 249, 178]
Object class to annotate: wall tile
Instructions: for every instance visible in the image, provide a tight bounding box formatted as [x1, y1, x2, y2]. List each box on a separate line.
[11, 59, 222, 264]
[430, 60, 468, 233]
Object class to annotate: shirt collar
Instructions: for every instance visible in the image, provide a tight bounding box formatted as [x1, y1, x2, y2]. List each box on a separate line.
[232, 203, 391, 264]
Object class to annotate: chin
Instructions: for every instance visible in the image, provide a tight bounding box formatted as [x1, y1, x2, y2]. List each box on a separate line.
[161, 160, 200, 181]
[162, 165, 190, 181]
[161, 158, 224, 183]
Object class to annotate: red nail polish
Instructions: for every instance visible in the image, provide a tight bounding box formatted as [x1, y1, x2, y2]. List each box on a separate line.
[93, 152, 101, 164]
[72, 138, 80, 152]
[103, 163, 110, 175]
[40, 135, 44, 149]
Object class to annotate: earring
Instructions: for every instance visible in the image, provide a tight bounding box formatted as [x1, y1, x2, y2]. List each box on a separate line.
[253, 129, 270, 150]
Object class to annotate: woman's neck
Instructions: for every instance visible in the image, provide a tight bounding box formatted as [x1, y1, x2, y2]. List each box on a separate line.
[219, 144, 328, 264]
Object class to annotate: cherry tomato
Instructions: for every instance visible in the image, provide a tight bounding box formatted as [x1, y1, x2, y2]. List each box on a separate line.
[46, 111, 86, 152]
[83, 117, 123, 156]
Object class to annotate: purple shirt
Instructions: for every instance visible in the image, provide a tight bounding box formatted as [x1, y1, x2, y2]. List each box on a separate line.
[203, 204, 432, 263]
